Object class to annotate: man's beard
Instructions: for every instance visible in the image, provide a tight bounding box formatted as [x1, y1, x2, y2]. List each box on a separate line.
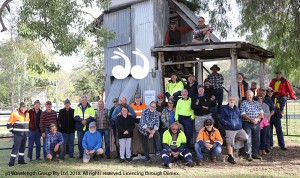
[90, 129, 96, 134]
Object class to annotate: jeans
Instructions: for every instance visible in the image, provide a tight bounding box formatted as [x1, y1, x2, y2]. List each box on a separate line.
[62, 132, 75, 157]
[270, 116, 285, 148]
[194, 142, 222, 160]
[42, 128, 50, 159]
[77, 130, 85, 157]
[242, 121, 260, 156]
[49, 145, 64, 160]
[27, 129, 41, 160]
[259, 126, 268, 150]
[178, 115, 193, 148]
[161, 148, 192, 165]
[119, 138, 132, 159]
[214, 88, 224, 114]
[140, 131, 162, 159]
[98, 129, 110, 156]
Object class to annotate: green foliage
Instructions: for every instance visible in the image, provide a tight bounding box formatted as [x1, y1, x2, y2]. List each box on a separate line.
[18, 0, 113, 56]
[235, 0, 300, 84]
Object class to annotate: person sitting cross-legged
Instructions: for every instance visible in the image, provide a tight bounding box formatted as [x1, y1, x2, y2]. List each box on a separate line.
[161, 122, 195, 169]
[82, 122, 103, 163]
[194, 118, 223, 166]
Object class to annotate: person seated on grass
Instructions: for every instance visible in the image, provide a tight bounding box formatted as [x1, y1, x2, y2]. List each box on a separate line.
[45, 123, 64, 163]
[116, 106, 135, 163]
[161, 122, 195, 169]
[220, 96, 248, 164]
[194, 118, 223, 166]
[82, 122, 103, 163]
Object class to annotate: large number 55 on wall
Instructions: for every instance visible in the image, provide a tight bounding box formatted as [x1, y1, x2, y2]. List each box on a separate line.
[111, 48, 150, 80]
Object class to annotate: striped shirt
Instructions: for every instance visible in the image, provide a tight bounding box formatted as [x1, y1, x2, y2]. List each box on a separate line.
[39, 110, 57, 133]
[95, 108, 109, 129]
[207, 73, 224, 89]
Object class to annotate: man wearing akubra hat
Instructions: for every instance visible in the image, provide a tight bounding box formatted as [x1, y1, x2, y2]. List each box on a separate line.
[58, 99, 75, 158]
[40, 101, 58, 159]
[207, 64, 224, 115]
[28, 100, 42, 161]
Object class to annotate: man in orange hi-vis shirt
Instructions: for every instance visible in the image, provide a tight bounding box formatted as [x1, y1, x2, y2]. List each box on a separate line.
[130, 94, 147, 158]
[7, 102, 30, 167]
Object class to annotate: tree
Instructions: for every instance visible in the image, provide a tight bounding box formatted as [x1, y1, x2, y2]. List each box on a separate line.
[0, 0, 114, 56]
[235, 0, 300, 83]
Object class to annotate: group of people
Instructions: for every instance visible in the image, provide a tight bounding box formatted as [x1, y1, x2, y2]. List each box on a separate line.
[7, 66, 296, 168]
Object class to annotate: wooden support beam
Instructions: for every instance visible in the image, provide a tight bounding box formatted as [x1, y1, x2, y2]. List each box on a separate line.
[230, 49, 239, 105]
[158, 52, 165, 95]
[161, 57, 230, 66]
[238, 51, 265, 63]
[152, 43, 241, 52]
[197, 62, 203, 84]
[259, 62, 265, 88]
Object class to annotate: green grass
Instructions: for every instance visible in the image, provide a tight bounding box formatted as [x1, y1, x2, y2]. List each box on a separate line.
[0, 136, 300, 178]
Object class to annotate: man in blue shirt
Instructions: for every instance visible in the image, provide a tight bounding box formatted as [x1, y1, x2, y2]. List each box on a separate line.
[82, 122, 103, 163]
[45, 123, 64, 163]
[220, 96, 248, 164]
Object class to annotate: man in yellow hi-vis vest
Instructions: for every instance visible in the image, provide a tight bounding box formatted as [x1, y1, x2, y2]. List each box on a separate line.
[74, 95, 95, 158]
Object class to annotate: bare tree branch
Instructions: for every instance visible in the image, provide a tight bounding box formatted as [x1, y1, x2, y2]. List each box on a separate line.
[0, 0, 13, 32]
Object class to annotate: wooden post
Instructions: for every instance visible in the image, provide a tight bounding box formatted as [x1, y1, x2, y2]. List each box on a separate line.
[158, 52, 165, 95]
[230, 49, 238, 105]
[259, 61, 265, 88]
[197, 61, 203, 84]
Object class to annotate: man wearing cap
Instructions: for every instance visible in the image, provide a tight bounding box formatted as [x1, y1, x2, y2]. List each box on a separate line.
[240, 90, 264, 161]
[192, 17, 214, 43]
[95, 100, 110, 159]
[161, 122, 195, 169]
[45, 123, 64, 163]
[165, 73, 184, 103]
[156, 93, 168, 144]
[266, 87, 287, 151]
[175, 89, 194, 148]
[207, 64, 224, 114]
[260, 87, 275, 153]
[237, 73, 249, 103]
[220, 96, 248, 164]
[194, 118, 223, 165]
[82, 122, 103, 163]
[27, 100, 42, 161]
[164, 20, 192, 73]
[109, 98, 120, 157]
[58, 99, 75, 158]
[269, 71, 297, 113]
[74, 95, 96, 159]
[130, 95, 147, 157]
[7, 102, 30, 167]
[184, 74, 199, 99]
[40, 101, 58, 159]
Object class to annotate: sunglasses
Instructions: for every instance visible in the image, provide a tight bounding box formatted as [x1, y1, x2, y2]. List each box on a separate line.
[158, 97, 163, 99]
[205, 124, 212, 126]
[171, 128, 178, 130]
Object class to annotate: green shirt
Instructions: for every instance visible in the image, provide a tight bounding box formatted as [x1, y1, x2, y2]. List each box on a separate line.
[175, 97, 194, 120]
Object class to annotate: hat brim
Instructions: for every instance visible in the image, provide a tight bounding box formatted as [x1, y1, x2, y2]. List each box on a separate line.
[210, 66, 220, 71]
